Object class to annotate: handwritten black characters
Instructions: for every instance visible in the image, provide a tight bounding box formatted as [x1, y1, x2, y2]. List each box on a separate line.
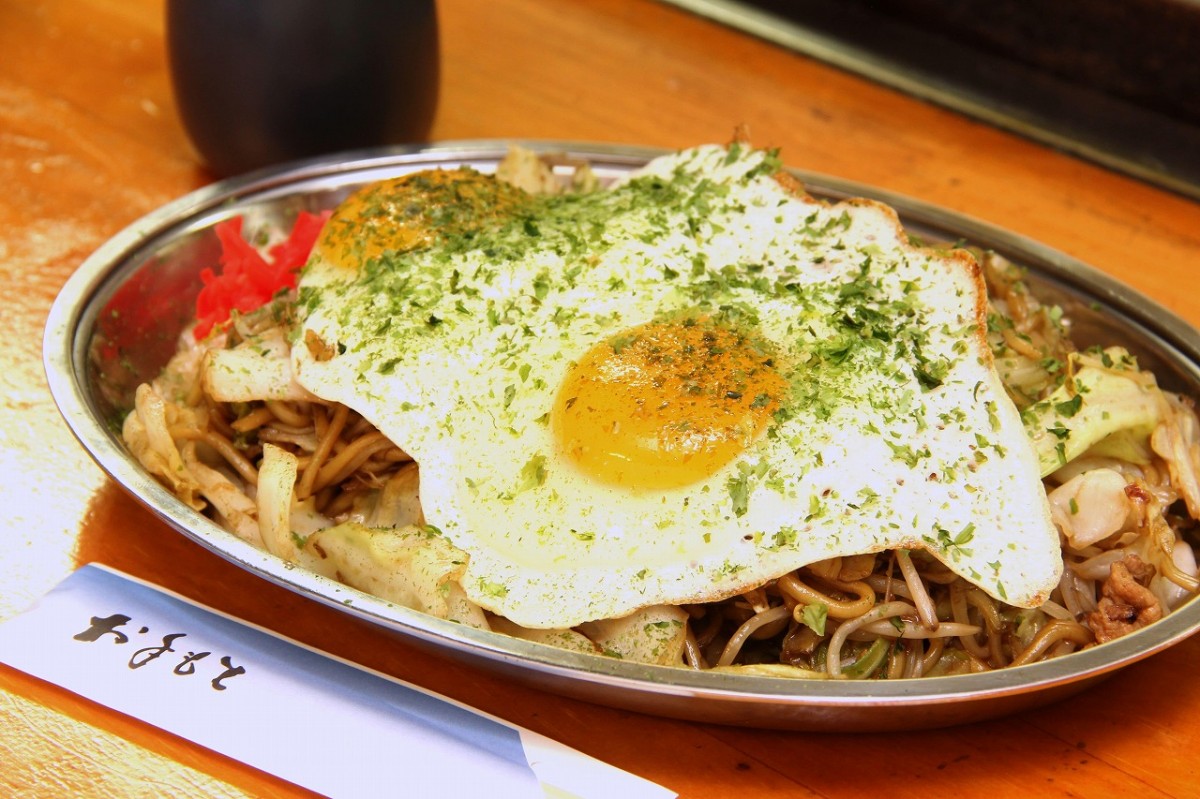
[73, 613, 247, 691]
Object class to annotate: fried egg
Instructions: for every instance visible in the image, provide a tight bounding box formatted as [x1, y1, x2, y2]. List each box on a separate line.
[293, 144, 1061, 629]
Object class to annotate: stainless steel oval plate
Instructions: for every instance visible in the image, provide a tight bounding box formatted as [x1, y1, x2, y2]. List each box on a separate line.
[43, 141, 1200, 731]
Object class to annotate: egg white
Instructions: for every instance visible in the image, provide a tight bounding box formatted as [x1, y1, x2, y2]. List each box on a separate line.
[294, 144, 1061, 628]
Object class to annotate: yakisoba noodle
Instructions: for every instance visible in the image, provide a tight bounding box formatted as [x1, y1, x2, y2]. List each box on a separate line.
[123, 146, 1200, 679]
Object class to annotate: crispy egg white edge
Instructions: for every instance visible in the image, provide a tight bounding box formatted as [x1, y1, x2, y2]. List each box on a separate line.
[293, 144, 1062, 628]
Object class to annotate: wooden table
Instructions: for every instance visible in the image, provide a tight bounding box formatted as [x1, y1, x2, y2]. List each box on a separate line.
[3, 0, 1199, 795]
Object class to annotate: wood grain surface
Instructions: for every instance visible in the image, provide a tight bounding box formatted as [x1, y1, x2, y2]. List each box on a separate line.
[2, 0, 1198, 796]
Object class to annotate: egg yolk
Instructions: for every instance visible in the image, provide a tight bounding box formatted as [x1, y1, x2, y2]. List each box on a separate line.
[313, 168, 531, 272]
[552, 317, 787, 489]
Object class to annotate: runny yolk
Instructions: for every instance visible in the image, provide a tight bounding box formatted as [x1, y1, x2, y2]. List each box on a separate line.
[552, 317, 787, 489]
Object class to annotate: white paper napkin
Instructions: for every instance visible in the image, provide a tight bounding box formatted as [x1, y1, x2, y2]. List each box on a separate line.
[0, 564, 675, 799]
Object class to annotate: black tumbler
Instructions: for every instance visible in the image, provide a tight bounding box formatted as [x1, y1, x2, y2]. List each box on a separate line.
[166, 0, 439, 176]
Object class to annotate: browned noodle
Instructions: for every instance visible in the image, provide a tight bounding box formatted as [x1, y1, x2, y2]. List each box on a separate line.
[169, 426, 259, 485]
[313, 432, 397, 492]
[266, 399, 310, 428]
[1009, 619, 1093, 667]
[231, 405, 275, 433]
[298, 403, 350, 498]
[777, 573, 875, 619]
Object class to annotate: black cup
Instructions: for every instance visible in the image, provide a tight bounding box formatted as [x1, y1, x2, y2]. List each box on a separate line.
[166, 0, 439, 176]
